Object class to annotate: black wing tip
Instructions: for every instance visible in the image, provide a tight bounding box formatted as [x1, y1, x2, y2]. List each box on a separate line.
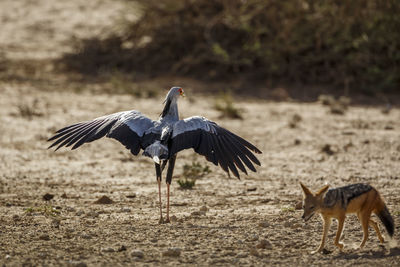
[47, 135, 59, 142]
[47, 142, 58, 150]
[254, 148, 262, 154]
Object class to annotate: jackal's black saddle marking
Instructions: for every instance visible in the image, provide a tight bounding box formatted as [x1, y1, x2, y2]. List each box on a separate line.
[323, 183, 373, 208]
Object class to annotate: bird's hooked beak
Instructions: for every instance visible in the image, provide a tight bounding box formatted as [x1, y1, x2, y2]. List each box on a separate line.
[179, 88, 185, 97]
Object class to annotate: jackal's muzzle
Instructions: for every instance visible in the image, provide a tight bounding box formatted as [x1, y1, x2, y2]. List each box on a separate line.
[302, 212, 315, 222]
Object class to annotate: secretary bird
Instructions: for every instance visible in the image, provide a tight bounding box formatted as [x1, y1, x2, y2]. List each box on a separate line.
[48, 87, 261, 223]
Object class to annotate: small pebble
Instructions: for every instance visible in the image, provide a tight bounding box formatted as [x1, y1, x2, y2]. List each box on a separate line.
[191, 211, 205, 216]
[162, 247, 181, 257]
[256, 239, 272, 249]
[258, 221, 270, 228]
[169, 215, 178, 222]
[290, 223, 301, 229]
[101, 247, 115, 253]
[283, 221, 292, 228]
[76, 210, 85, 216]
[249, 248, 260, 257]
[131, 249, 144, 258]
[93, 195, 113, 204]
[43, 193, 54, 201]
[118, 245, 127, 252]
[68, 261, 87, 267]
[247, 234, 258, 242]
[236, 252, 248, 258]
[199, 205, 208, 212]
[224, 251, 236, 257]
[120, 207, 131, 213]
[66, 206, 76, 212]
[80, 233, 91, 239]
[39, 234, 50, 241]
[86, 211, 99, 218]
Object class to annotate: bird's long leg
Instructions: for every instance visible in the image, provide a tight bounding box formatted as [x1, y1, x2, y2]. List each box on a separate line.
[161, 160, 168, 172]
[165, 155, 177, 223]
[155, 163, 164, 224]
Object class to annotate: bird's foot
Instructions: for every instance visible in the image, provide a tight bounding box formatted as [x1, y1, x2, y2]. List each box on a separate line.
[158, 217, 171, 224]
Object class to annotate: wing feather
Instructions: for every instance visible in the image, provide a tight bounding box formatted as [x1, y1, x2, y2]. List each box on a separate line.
[48, 120, 102, 149]
[55, 120, 105, 151]
[209, 134, 229, 173]
[48, 110, 155, 155]
[169, 116, 261, 178]
[220, 136, 248, 175]
[222, 135, 256, 172]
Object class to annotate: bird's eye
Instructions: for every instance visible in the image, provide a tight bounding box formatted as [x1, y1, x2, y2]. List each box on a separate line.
[310, 206, 314, 210]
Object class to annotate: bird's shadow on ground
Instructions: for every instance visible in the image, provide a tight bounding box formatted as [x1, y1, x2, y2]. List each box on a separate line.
[332, 247, 400, 260]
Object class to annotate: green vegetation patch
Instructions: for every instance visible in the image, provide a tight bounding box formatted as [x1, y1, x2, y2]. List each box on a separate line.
[61, 0, 400, 94]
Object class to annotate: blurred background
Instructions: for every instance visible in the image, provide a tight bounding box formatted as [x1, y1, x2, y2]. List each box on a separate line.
[1, 0, 399, 104]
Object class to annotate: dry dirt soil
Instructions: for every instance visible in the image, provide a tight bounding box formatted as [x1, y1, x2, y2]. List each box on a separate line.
[0, 0, 400, 266]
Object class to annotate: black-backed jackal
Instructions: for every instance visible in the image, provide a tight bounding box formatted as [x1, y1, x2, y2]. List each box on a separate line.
[300, 182, 394, 253]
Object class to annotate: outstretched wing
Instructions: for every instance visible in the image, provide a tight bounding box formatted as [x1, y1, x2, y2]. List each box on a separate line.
[48, 110, 156, 155]
[169, 116, 262, 179]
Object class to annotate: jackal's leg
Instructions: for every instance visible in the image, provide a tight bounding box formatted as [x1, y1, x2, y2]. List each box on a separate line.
[358, 212, 371, 248]
[312, 216, 331, 254]
[369, 219, 384, 243]
[334, 216, 345, 250]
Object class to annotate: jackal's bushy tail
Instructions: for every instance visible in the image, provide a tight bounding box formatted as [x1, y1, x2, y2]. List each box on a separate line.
[377, 203, 394, 237]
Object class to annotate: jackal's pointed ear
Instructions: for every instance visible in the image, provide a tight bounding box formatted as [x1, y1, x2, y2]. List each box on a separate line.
[316, 184, 330, 197]
[300, 182, 312, 196]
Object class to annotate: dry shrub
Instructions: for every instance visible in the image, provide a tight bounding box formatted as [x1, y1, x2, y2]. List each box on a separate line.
[214, 91, 243, 119]
[177, 161, 211, 189]
[61, 0, 400, 94]
[15, 100, 44, 120]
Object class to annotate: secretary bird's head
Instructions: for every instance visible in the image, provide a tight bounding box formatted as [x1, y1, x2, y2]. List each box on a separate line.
[164, 87, 185, 102]
[161, 87, 185, 118]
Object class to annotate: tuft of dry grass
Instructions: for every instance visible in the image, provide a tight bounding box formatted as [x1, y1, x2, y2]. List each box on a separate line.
[214, 91, 243, 119]
[177, 161, 211, 190]
[105, 71, 159, 98]
[318, 94, 351, 115]
[288, 114, 302, 128]
[15, 99, 44, 120]
[182, 161, 211, 179]
[177, 179, 196, 190]
[25, 205, 61, 218]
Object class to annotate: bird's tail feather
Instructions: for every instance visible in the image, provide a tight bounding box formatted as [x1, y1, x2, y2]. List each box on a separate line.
[143, 141, 169, 163]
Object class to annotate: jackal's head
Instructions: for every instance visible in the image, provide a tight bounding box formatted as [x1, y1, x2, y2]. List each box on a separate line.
[299, 182, 329, 222]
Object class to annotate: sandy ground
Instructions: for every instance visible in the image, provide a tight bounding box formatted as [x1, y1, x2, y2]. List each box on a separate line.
[0, 0, 400, 266]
